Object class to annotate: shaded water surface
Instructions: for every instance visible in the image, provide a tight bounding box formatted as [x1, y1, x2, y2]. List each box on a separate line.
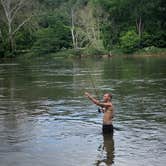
[0, 56, 166, 166]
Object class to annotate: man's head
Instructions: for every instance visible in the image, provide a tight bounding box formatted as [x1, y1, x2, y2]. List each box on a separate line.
[103, 93, 112, 102]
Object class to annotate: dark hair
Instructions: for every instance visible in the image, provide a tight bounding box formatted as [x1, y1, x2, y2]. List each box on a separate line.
[108, 93, 112, 99]
[105, 93, 112, 100]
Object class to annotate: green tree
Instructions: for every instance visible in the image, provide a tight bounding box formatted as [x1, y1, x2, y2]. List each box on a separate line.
[0, 0, 36, 56]
[92, 0, 166, 51]
[32, 12, 72, 55]
[120, 30, 140, 53]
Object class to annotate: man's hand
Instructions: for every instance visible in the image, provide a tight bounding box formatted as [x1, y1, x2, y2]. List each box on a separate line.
[85, 92, 100, 105]
[85, 92, 91, 98]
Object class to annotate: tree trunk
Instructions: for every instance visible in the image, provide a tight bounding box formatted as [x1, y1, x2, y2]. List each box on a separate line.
[71, 9, 77, 49]
[136, 16, 144, 48]
[0, 0, 33, 56]
[9, 34, 15, 54]
[136, 16, 143, 39]
[8, 20, 15, 54]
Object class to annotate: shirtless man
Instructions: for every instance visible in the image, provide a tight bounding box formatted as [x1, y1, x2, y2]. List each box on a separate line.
[85, 92, 114, 135]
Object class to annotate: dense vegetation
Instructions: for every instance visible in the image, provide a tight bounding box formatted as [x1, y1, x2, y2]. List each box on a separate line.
[0, 0, 165, 57]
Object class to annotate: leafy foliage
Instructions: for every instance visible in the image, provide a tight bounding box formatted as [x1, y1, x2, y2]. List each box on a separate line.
[120, 30, 140, 53]
[33, 13, 72, 55]
[94, 0, 166, 53]
[0, 0, 165, 57]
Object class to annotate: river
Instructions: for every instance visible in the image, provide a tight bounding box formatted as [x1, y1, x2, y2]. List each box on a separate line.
[0, 55, 165, 166]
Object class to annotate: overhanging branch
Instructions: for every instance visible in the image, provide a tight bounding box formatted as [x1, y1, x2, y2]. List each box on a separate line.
[12, 15, 33, 35]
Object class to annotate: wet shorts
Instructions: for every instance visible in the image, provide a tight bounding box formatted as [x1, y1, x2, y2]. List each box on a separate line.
[102, 124, 114, 135]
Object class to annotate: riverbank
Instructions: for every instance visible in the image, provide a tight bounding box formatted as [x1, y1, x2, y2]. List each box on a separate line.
[133, 47, 166, 57]
[108, 47, 166, 58]
[1, 47, 166, 60]
[53, 47, 166, 58]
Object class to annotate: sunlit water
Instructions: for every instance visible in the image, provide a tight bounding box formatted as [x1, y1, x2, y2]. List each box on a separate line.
[0, 56, 166, 166]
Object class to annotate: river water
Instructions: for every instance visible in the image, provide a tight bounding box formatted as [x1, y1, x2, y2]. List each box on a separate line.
[0, 56, 165, 166]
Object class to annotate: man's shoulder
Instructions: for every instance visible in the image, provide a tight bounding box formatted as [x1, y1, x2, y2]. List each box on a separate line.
[103, 102, 112, 108]
[109, 102, 113, 106]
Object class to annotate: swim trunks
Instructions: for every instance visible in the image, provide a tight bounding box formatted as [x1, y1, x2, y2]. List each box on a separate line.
[102, 124, 114, 135]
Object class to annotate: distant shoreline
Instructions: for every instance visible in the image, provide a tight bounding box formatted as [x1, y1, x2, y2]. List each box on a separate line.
[0, 47, 166, 59]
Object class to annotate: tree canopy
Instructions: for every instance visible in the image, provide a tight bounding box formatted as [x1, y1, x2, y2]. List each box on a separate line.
[0, 0, 165, 57]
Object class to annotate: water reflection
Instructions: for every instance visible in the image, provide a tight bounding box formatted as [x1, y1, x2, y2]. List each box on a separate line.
[95, 134, 115, 166]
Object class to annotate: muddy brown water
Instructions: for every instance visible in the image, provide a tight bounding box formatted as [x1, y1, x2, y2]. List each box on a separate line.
[0, 56, 165, 166]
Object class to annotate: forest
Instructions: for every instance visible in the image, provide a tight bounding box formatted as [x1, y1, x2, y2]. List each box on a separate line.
[0, 0, 165, 57]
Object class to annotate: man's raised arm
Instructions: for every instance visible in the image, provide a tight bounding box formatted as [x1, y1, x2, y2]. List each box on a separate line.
[84, 92, 112, 108]
[85, 92, 100, 105]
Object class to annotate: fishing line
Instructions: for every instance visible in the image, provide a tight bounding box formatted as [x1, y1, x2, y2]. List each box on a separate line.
[83, 60, 103, 113]
[84, 60, 100, 99]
